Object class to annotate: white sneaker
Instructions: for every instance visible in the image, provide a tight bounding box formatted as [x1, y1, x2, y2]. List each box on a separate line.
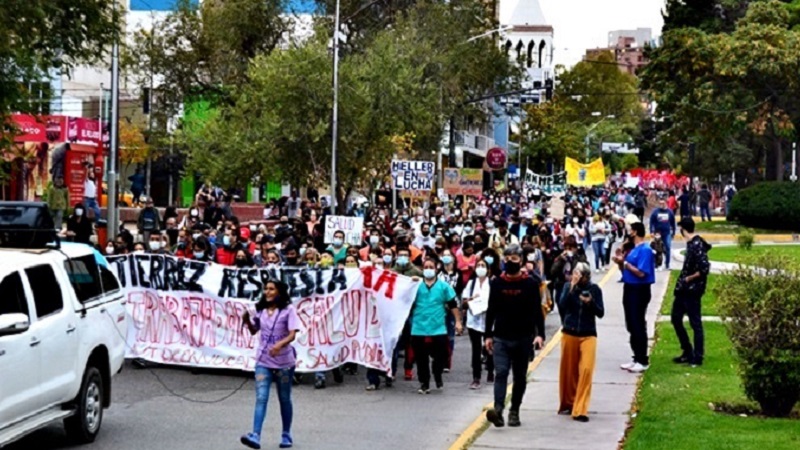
[620, 362, 636, 370]
[627, 363, 649, 373]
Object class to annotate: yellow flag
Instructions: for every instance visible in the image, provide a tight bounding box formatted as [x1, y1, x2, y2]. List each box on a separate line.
[565, 157, 606, 187]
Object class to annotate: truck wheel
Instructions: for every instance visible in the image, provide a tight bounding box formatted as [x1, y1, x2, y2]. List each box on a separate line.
[64, 367, 104, 443]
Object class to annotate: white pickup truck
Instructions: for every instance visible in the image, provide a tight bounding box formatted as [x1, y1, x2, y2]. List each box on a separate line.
[0, 202, 127, 446]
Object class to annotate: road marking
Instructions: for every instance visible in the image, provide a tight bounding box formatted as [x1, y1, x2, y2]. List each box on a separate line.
[448, 266, 618, 450]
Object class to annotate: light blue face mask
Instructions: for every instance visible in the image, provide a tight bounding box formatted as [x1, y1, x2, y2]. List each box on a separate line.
[441, 255, 454, 265]
[397, 256, 410, 266]
[484, 256, 495, 265]
[223, 235, 231, 247]
[383, 255, 393, 264]
[423, 268, 436, 279]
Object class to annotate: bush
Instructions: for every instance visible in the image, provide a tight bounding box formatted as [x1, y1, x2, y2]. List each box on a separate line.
[716, 255, 800, 417]
[737, 228, 754, 250]
[727, 182, 800, 231]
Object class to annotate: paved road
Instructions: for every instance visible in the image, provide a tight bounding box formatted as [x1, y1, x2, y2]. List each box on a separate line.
[10, 241, 680, 450]
[9, 314, 563, 450]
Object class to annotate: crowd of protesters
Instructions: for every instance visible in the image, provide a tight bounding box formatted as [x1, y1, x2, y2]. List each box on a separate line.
[57, 177, 717, 437]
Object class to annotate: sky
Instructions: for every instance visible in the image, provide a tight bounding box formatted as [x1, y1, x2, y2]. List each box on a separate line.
[538, 0, 666, 67]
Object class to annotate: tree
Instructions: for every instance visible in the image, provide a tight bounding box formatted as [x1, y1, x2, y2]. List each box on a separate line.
[662, 0, 750, 34]
[1, 0, 121, 146]
[642, 0, 800, 182]
[520, 55, 644, 173]
[118, 119, 151, 188]
[182, 0, 517, 211]
[556, 52, 645, 130]
[123, 0, 291, 135]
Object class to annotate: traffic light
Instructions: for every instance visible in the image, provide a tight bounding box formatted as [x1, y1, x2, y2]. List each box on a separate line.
[544, 78, 553, 101]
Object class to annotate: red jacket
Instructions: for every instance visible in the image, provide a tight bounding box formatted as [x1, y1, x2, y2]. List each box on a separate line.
[216, 247, 237, 266]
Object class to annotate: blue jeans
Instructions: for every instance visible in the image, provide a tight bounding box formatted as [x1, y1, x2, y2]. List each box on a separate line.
[699, 204, 711, 221]
[83, 197, 101, 221]
[591, 240, 605, 270]
[252, 366, 294, 437]
[662, 233, 672, 269]
[493, 337, 533, 412]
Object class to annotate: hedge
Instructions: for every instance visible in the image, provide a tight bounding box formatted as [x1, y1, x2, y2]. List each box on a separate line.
[727, 182, 800, 231]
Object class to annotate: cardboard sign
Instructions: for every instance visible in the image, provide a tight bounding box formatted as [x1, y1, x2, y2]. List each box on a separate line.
[324, 215, 364, 246]
[444, 168, 483, 196]
[391, 160, 434, 192]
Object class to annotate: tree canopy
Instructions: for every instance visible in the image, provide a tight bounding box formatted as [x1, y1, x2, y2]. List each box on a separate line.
[1, 0, 121, 148]
[153, 0, 517, 211]
[643, 0, 800, 182]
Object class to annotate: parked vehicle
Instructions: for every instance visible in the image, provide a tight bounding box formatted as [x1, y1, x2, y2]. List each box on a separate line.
[0, 202, 127, 446]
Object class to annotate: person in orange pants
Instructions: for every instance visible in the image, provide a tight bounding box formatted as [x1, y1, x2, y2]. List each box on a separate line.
[557, 262, 604, 422]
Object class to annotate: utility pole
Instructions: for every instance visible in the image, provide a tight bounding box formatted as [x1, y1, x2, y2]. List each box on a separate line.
[330, 0, 341, 213]
[108, 38, 120, 240]
[145, 23, 154, 198]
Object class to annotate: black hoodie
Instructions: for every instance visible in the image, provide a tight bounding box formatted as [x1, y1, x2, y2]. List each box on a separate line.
[675, 235, 712, 296]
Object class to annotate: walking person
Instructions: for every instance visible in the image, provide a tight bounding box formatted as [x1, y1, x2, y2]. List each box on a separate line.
[410, 258, 463, 394]
[241, 281, 300, 449]
[671, 218, 710, 367]
[696, 185, 712, 222]
[588, 214, 607, 273]
[484, 244, 546, 428]
[462, 259, 494, 389]
[649, 199, 676, 270]
[558, 262, 604, 423]
[612, 222, 656, 373]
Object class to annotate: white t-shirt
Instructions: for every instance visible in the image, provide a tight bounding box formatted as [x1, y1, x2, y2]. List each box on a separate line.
[464, 277, 491, 333]
[83, 178, 97, 199]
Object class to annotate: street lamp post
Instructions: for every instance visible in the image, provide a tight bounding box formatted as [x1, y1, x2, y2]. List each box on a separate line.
[330, 0, 341, 212]
[447, 26, 512, 175]
[791, 142, 798, 182]
[585, 113, 614, 162]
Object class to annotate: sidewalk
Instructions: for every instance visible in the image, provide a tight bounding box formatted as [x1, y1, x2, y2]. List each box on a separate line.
[465, 268, 670, 450]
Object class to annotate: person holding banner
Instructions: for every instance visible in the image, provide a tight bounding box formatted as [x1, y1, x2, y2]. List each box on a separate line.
[241, 281, 300, 450]
[411, 258, 463, 394]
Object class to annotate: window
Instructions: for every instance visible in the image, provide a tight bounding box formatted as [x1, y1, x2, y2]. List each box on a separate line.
[99, 265, 120, 294]
[64, 255, 103, 303]
[0, 271, 29, 317]
[25, 265, 63, 318]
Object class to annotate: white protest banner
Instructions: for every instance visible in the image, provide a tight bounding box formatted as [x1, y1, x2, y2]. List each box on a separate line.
[106, 254, 418, 374]
[391, 160, 434, 192]
[324, 215, 364, 246]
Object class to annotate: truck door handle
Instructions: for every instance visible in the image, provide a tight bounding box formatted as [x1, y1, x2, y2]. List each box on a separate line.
[30, 337, 41, 347]
[66, 325, 76, 334]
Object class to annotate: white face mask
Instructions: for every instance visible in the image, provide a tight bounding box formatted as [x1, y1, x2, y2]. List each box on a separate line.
[133, 249, 145, 255]
[527, 253, 536, 262]
[476, 267, 488, 278]
[75, 208, 84, 216]
[149, 241, 161, 251]
[105, 246, 115, 255]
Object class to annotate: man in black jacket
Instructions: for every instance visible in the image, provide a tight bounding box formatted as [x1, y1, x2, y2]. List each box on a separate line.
[484, 244, 546, 428]
[672, 217, 711, 366]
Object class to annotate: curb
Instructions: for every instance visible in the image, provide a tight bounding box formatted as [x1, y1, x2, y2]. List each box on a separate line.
[449, 269, 618, 450]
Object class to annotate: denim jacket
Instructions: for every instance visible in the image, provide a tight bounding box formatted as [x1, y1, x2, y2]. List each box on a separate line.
[558, 282, 605, 337]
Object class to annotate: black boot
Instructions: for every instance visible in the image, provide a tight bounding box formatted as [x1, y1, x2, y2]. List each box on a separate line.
[508, 410, 521, 427]
[486, 409, 505, 428]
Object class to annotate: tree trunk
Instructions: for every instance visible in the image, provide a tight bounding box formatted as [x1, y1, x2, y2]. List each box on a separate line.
[774, 138, 784, 182]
